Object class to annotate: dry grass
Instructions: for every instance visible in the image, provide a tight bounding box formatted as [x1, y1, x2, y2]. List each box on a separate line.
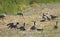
[0, 3, 60, 37]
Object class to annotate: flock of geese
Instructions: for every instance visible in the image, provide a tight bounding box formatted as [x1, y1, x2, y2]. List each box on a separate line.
[7, 21, 44, 31]
[0, 12, 59, 31]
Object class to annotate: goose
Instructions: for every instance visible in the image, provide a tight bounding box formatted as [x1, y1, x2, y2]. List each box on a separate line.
[17, 12, 23, 16]
[30, 21, 36, 30]
[18, 23, 26, 31]
[54, 21, 58, 29]
[50, 15, 58, 20]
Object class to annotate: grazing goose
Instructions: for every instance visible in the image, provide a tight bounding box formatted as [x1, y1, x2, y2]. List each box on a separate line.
[17, 12, 23, 16]
[0, 14, 6, 19]
[37, 28, 43, 31]
[13, 22, 19, 28]
[30, 21, 36, 30]
[40, 13, 46, 22]
[18, 23, 26, 31]
[7, 23, 14, 29]
[54, 21, 58, 29]
[50, 15, 58, 20]
[7, 22, 19, 29]
[46, 16, 51, 21]
[40, 16, 46, 22]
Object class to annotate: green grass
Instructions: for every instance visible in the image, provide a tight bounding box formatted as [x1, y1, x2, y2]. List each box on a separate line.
[39, 0, 60, 3]
[0, 0, 60, 14]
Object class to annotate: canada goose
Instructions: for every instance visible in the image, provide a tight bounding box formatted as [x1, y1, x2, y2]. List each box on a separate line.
[46, 16, 51, 21]
[40, 16, 46, 22]
[54, 21, 58, 29]
[7, 22, 19, 29]
[37, 28, 43, 31]
[40, 13, 47, 22]
[17, 12, 23, 16]
[30, 21, 36, 30]
[0, 14, 6, 19]
[7, 23, 14, 29]
[18, 23, 26, 31]
[50, 15, 58, 20]
[13, 22, 19, 28]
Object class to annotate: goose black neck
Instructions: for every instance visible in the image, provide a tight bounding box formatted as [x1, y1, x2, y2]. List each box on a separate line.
[56, 21, 58, 25]
[23, 23, 25, 26]
[34, 21, 36, 26]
